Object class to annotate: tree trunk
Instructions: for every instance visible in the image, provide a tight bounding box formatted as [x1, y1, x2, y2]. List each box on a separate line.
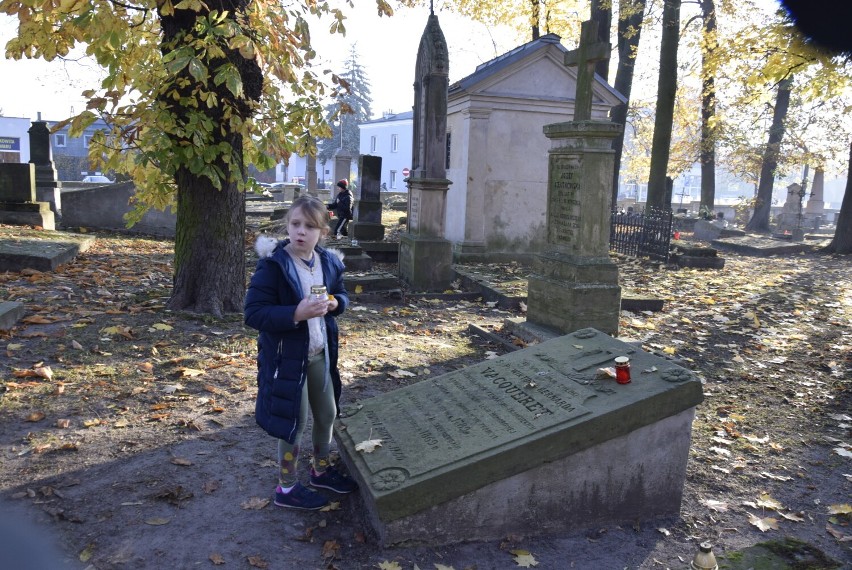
[591, 0, 613, 81]
[610, 0, 647, 208]
[169, 167, 247, 315]
[746, 77, 793, 233]
[159, 1, 262, 315]
[823, 142, 852, 254]
[531, 0, 540, 39]
[699, 0, 717, 215]
[646, 0, 681, 211]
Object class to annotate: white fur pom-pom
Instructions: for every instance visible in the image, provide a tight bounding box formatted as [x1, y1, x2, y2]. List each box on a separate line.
[326, 247, 345, 262]
[255, 235, 279, 259]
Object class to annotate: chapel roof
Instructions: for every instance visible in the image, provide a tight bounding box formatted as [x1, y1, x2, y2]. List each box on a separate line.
[448, 33, 625, 103]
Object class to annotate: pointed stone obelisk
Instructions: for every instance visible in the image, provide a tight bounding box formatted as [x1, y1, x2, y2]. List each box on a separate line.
[398, 10, 454, 291]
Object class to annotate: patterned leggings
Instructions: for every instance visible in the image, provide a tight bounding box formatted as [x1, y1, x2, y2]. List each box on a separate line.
[276, 352, 336, 486]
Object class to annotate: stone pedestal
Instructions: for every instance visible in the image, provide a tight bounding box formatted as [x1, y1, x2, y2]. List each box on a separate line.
[0, 163, 56, 230]
[0, 201, 56, 230]
[399, 177, 454, 291]
[525, 120, 622, 336]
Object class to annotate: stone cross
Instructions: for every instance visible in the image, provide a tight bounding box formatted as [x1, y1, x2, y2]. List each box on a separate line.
[564, 20, 611, 122]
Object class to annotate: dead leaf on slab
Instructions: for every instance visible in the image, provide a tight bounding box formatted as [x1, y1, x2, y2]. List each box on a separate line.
[509, 550, 538, 568]
[355, 438, 383, 453]
[378, 562, 402, 570]
[247, 555, 269, 568]
[241, 497, 270, 510]
[702, 499, 729, 512]
[748, 512, 779, 531]
[145, 517, 171, 525]
[209, 553, 225, 565]
[170, 456, 192, 466]
[827, 504, 852, 515]
[321, 539, 340, 560]
[25, 412, 45, 422]
[826, 524, 852, 542]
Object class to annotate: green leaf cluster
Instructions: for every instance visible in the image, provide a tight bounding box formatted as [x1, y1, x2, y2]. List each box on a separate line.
[1, 0, 392, 218]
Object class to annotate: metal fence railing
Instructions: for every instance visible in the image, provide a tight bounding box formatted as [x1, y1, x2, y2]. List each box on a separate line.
[610, 208, 673, 263]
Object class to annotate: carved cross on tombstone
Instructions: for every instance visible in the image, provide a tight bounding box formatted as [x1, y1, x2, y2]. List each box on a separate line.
[564, 20, 611, 122]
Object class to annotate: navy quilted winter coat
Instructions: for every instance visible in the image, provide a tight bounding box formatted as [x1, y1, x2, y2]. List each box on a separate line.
[244, 237, 349, 443]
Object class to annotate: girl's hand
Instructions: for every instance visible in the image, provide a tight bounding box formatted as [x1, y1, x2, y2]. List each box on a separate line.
[327, 295, 339, 312]
[293, 295, 329, 322]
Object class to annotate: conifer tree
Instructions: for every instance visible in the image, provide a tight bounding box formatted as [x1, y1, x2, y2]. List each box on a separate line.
[317, 45, 374, 167]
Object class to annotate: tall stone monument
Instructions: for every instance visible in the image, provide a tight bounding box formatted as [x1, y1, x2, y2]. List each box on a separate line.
[524, 20, 623, 336]
[805, 168, 825, 219]
[398, 10, 454, 291]
[351, 154, 385, 241]
[28, 119, 62, 222]
[305, 154, 318, 193]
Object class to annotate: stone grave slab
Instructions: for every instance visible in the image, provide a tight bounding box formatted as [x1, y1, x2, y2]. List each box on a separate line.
[0, 301, 25, 331]
[0, 233, 95, 272]
[344, 271, 399, 293]
[335, 327, 703, 546]
[711, 235, 816, 256]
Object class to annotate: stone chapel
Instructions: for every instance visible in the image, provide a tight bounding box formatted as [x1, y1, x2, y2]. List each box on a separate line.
[444, 33, 625, 262]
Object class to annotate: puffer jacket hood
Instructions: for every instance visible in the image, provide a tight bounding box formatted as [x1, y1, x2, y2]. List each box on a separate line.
[255, 235, 344, 262]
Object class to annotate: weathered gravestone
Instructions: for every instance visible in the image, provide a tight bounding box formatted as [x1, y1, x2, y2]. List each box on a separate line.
[0, 163, 55, 230]
[398, 11, 454, 291]
[334, 328, 703, 546]
[28, 120, 63, 222]
[774, 182, 805, 240]
[351, 154, 385, 241]
[524, 20, 622, 336]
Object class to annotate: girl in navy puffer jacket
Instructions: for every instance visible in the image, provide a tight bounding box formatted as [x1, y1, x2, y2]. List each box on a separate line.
[245, 195, 357, 510]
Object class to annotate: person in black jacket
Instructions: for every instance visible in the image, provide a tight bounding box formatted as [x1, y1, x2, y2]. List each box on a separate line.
[245, 195, 357, 510]
[329, 179, 353, 238]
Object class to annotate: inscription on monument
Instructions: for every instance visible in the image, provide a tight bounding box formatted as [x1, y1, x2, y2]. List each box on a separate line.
[548, 155, 582, 245]
[408, 192, 421, 231]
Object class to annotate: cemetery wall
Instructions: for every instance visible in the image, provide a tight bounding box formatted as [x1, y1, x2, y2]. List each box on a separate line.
[61, 182, 176, 237]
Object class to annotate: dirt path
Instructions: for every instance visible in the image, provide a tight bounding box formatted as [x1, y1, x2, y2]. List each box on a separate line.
[1, 225, 850, 569]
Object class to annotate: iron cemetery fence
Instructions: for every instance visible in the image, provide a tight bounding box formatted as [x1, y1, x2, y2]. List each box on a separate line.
[610, 208, 673, 263]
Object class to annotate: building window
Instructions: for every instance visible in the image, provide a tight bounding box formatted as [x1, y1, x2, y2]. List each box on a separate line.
[55, 134, 66, 147]
[390, 170, 397, 189]
[83, 135, 92, 148]
[445, 132, 452, 169]
[370, 136, 376, 153]
[391, 134, 398, 152]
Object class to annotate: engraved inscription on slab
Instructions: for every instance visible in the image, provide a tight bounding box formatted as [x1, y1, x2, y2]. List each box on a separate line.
[336, 328, 703, 521]
[548, 155, 581, 246]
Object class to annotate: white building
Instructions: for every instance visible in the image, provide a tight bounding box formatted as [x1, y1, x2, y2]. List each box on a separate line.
[358, 111, 413, 191]
[357, 34, 626, 260]
[0, 116, 32, 164]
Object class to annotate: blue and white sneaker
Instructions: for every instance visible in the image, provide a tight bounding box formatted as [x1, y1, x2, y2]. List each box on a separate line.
[310, 466, 358, 494]
[274, 482, 329, 510]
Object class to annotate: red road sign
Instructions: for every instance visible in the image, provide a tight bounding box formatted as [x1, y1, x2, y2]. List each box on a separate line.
[402, 167, 410, 177]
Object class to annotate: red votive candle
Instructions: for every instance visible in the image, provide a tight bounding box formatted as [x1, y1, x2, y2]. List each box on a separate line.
[614, 356, 631, 384]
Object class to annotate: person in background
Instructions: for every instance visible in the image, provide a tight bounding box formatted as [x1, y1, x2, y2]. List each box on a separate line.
[245, 195, 357, 510]
[328, 179, 354, 239]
